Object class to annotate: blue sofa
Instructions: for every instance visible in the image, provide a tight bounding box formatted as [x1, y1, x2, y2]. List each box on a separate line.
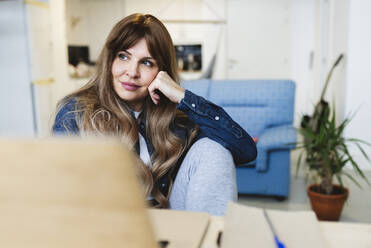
[181, 80, 297, 199]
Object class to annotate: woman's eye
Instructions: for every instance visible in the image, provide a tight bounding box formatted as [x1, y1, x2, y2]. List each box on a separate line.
[118, 53, 128, 60]
[142, 60, 153, 67]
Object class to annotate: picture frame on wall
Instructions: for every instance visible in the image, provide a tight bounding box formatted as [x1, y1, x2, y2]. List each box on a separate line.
[67, 45, 95, 78]
[174, 44, 202, 72]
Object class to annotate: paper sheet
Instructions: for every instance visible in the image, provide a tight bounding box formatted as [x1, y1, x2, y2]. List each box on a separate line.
[221, 202, 328, 248]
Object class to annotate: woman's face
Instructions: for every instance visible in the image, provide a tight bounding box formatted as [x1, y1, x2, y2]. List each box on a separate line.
[112, 38, 159, 111]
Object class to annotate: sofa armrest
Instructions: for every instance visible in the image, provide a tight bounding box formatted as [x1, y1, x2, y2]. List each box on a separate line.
[255, 124, 297, 172]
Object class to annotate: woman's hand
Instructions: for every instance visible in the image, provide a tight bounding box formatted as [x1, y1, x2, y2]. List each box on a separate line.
[148, 71, 185, 105]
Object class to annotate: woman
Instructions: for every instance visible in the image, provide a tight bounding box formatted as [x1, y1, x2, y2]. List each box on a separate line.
[53, 13, 256, 216]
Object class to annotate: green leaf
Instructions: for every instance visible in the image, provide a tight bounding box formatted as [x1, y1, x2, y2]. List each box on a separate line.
[347, 138, 371, 147]
[354, 142, 371, 162]
[342, 144, 369, 184]
[336, 174, 344, 188]
[342, 171, 363, 189]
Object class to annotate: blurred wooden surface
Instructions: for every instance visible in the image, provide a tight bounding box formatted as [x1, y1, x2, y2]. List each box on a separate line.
[0, 138, 157, 248]
[148, 209, 210, 248]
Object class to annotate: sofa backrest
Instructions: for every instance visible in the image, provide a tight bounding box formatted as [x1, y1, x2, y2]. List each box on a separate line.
[181, 80, 296, 137]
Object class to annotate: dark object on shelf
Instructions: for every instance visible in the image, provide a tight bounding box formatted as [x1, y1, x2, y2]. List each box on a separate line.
[68, 45, 92, 67]
[175, 44, 202, 72]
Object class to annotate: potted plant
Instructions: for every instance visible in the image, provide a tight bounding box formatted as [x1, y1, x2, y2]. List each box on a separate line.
[297, 104, 370, 221]
[295, 54, 370, 221]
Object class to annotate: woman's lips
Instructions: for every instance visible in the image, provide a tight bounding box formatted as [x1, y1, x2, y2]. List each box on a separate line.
[120, 82, 139, 91]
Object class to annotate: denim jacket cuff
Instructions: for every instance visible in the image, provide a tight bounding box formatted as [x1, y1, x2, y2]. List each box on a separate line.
[177, 90, 207, 116]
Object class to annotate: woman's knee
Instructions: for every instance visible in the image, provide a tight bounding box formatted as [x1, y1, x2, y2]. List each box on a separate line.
[189, 138, 234, 164]
[184, 138, 235, 179]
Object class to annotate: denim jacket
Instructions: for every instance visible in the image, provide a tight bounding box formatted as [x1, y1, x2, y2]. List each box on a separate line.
[53, 90, 257, 197]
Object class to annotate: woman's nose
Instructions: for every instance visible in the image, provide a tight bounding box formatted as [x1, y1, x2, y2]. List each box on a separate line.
[125, 61, 139, 78]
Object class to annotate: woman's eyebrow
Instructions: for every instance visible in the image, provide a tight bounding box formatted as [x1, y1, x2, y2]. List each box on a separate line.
[122, 50, 155, 61]
[141, 56, 155, 61]
[138, 55, 156, 62]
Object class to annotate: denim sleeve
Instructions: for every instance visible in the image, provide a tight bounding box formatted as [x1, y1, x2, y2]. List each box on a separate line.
[177, 90, 257, 165]
[52, 99, 80, 135]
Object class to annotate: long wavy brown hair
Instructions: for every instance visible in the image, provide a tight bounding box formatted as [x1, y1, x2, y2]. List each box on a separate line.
[55, 14, 198, 208]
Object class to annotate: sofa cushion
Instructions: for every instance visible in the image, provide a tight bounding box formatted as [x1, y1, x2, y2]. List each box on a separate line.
[207, 80, 295, 127]
[180, 80, 210, 98]
[222, 106, 267, 138]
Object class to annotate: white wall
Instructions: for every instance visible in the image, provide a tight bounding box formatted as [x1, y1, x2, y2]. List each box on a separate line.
[309, 0, 350, 124]
[290, 0, 316, 123]
[0, 0, 35, 136]
[344, 0, 371, 170]
[25, 2, 54, 136]
[49, 0, 73, 115]
[66, 0, 124, 62]
[226, 0, 291, 79]
[328, 0, 349, 123]
[226, 0, 317, 127]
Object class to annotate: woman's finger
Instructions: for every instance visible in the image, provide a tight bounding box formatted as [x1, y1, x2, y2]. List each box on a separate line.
[147, 81, 158, 104]
[150, 91, 158, 105]
[149, 71, 185, 103]
[153, 93, 160, 100]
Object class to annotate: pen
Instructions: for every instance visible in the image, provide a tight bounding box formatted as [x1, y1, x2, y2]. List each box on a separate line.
[263, 209, 285, 248]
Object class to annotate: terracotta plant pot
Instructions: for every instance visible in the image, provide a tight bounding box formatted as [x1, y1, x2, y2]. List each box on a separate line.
[307, 184, 349, 221]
